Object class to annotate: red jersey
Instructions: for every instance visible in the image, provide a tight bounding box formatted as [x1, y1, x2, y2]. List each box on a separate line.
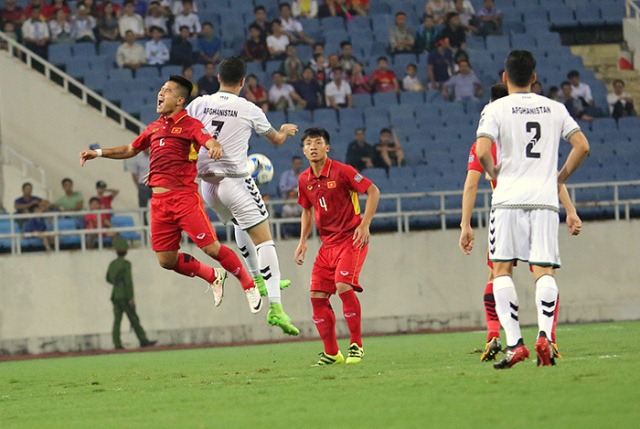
[98, 194, 114, 210]
[298, 159, 372, 246]
[467, 140, 498, 189]
[371, 69, 397, 93]
[131, 110, 212, 192]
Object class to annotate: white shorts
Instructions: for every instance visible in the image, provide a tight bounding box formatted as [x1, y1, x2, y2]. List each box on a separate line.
[488, 208, 561, 268]
[200, 176, 269, 230]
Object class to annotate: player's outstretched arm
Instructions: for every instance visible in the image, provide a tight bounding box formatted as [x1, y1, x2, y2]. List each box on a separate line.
[80, 144, 140, 166]
[558, 131, 590, 185]
[264, 124, 299, 146]
[459, 170, 482, 255]
[353, 183, 380, 248]
[294, 207, 314, 265]
[559, 183, 582, 236]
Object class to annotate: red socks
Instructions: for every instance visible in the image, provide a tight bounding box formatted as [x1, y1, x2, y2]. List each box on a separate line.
[311, 297, 339, 355]
[173, 253, 216, 283]
[339, 289, 362, 348]
[484, 282, 501, 341]
[215, 245, 254, 290]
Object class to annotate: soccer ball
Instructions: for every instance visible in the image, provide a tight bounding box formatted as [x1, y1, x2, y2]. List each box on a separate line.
[247, 153, 274, 185]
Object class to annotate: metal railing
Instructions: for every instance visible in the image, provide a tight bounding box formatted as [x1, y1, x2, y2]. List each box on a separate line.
[1, 144, 50, 200]
[1, 180, 639, 256]
[626, 0, 640, 20]
[0, 31, 145, 134]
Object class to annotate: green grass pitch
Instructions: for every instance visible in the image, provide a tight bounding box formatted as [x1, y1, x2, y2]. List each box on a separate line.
[1, 321, 639, 429]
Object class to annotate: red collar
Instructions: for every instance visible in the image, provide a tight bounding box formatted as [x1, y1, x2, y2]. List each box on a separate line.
[307, 158, 332, 180]
[161, 109, 188, 125]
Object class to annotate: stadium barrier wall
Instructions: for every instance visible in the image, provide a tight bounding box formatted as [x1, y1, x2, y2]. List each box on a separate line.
[0, 50, 138, 210]
[1, 220, 639, 354]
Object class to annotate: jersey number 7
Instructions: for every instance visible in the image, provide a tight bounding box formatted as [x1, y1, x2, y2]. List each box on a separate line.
[211, 120, 225, 138]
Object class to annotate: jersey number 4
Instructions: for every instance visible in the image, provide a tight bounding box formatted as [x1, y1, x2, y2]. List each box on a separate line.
[211, 120, 225, 138]
[525, 122, 541, 159]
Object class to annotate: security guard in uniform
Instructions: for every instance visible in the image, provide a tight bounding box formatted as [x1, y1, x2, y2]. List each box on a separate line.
[106, 239, 156, 349]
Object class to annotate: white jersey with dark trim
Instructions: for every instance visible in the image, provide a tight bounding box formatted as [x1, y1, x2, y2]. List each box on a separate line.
[476, 92, 580, 210]
[187, 91, 273, 175]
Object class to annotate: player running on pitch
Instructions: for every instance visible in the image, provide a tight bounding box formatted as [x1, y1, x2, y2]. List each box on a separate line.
[187, 56, 300, 335]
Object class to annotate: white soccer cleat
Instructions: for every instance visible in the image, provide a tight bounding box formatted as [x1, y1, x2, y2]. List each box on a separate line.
[244, 287, 263, 313]
[209, 268, 227, 307]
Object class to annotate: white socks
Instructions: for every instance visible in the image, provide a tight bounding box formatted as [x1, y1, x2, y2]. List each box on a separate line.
[256, 240, 281, 304]
[535, 274, 558, 340]
[493, 276, 522, 348]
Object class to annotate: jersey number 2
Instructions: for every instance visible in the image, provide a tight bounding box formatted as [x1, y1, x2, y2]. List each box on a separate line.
[211, 120, 225, 138]
[525, 122, 541, 159]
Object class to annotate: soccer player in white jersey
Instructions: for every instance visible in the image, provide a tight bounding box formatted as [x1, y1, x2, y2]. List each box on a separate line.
[187, 56, 300, 336]
[475, 50, 589, 369]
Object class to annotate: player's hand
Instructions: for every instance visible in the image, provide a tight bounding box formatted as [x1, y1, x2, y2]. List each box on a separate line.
[352, 224, 370, 248]
[566, 212, 582, 236]
[79, 150, 98, 167]
[459, 225, 475, 255]
[280, 123, 299, 138]
[294, 242, 307, 265]
[207, 140, 223, 160]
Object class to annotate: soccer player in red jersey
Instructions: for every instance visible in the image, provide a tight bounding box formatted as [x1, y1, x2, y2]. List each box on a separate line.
[294, 127, 380, 365]
[459, 83, 582, 365]
[80, 75, 260, 313]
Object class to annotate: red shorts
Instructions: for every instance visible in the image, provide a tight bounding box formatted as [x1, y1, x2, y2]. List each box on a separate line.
[310, 242, 368, 294]
[150, 190, 217, 251]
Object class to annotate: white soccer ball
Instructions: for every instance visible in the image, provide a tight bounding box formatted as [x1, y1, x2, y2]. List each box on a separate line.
[247, 153, 274, 185]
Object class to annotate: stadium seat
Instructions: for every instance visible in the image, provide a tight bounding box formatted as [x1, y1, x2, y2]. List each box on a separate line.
[352, 93, 373, 108]
[321, 16, 346, 31]
[314, 108, 338, 125]
[111, 215, 142, 242]
[48, 44, 73, 65]
[339, 108, 365, 129]
[373, 92, 398, 107]
[73, 42, 96, 57]
[575, 5, 602, 26]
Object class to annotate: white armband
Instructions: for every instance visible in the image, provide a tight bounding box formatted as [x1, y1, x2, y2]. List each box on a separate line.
[95, 149, 103, 157]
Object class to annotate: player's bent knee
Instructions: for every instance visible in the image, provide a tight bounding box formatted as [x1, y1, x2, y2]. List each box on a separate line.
[310, 291, 330, 299]
[336, 282, 354, 294]
[156, 252, 178, 270]
[202, 241, 221, 258]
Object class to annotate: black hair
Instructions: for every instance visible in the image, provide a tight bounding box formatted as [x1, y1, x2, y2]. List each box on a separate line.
[149, 25, 162, 33]
[22, 182, 32, 190]
[340, 40, 351, 48]
[169, 74, 193, 99]
[380, 128, 392, 134]
[179, 25, 190, 32]
[377, 56, 388, 63]
[254, 5, 265, 13]
[560, 80, 571, 88]
[490, 83, 508, 101]
[62, 178, 73, 185]
[292, 155, 302, 161]
[504, 50, 536, 87]
[202, 21, 214, 28]
[279, 2, 291, 9]
[395, 11, 406, 17]
[89, 197, 100, 204]
[446, 11, 459, 22]
[567, 70, 580, 79]
[272, 18, 282, 26]
[301, 127, 331, 145]
[218, 56, 247, 85]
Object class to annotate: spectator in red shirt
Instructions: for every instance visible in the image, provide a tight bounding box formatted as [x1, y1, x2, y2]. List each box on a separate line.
[1, 0, 26, 27]
[370, 56, 400, 93]
[85, 196, 112, 248]
[244, 73, 269, 112]
[95, 180, 119, 219]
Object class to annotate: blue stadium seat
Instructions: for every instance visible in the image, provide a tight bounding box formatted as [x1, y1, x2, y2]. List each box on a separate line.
[339, 108, 365, 129]
[266, 110, 287, 125]
[547, 5, 575, 26]
[373, 92, 398, 107]
[111, 215, 142, 242]
[510, 33, 537, 49]
[352, 93, 373, 108]
[600, 4, 626, 24]
[321, 16, 346, 31]
[314, 108, 338, 125]
[73, 42, 96, 57]
[288, 109, 313, 124]
[57, 218, 81, 248]
[575, 5, 602, 25]
[49, 44, 73, 65]
[135, 67, 160, 81]
[348, 15, 372, 31]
